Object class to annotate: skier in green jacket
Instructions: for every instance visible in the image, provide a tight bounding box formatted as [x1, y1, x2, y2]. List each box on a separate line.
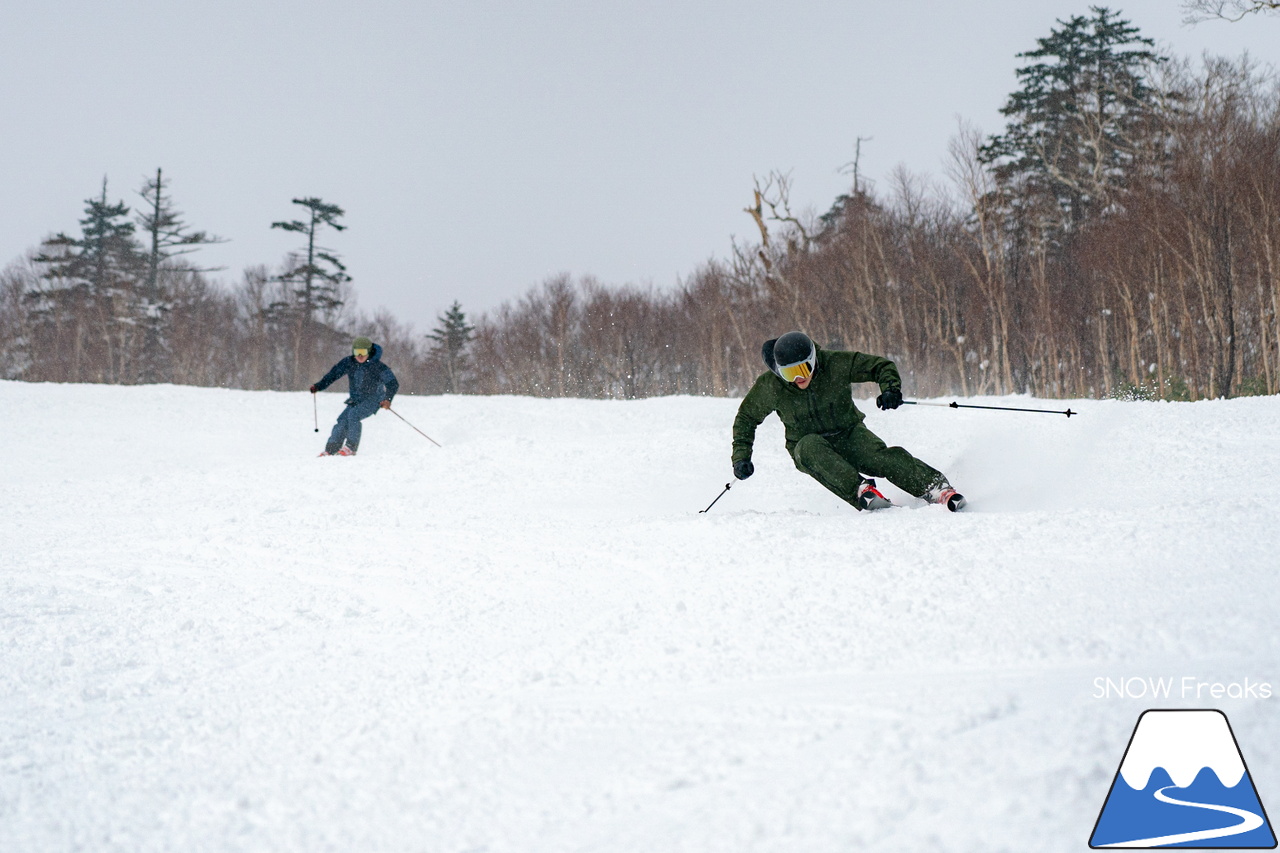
[732, 331, 965, 511]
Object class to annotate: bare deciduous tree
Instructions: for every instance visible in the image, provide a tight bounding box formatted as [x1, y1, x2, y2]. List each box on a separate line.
[1183, 1, 1280, 22]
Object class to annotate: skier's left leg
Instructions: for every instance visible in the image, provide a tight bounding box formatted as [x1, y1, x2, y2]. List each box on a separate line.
[837, 423, 951, 499]
[342, 398, 383, 454]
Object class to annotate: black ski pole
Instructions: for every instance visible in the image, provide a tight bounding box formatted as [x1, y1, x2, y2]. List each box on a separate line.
[699, 482, 732, 513]
[387, 407, 442, 447]
[904, 400, 1077, 417]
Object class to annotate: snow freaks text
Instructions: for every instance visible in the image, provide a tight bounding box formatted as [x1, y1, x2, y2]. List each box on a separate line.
[1093, 677, 1274, 701]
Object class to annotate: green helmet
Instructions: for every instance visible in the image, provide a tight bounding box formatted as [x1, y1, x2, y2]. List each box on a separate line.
[352, 336, 373, 355]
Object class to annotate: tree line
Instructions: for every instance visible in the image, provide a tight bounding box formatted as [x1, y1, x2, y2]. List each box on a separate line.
[467, 8, 1280, 401]
[2, 7, 1278, 402]
[0, 181, 470, 395]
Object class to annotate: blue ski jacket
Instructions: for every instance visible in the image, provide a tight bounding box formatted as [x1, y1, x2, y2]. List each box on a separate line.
[314, 343, 399, 406]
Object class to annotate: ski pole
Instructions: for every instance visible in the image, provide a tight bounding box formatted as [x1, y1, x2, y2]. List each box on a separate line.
[904, 400, 1077, 417]
[699, 482, 732, 513]
[387, 407, 442, 447]
[313, 392, 319, 432]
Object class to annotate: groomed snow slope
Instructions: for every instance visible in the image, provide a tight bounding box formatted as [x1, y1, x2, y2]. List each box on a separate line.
[2, 381, 1278, 852]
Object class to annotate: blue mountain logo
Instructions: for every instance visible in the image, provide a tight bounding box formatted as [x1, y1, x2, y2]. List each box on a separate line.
[1090, 709, 1276, 848]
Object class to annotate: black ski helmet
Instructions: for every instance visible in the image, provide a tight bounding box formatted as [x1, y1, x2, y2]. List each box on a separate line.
[768, 331, 816, 382]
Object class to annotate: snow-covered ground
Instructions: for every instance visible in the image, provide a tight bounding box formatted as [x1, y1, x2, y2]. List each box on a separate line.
[2, 380, 1278, 852]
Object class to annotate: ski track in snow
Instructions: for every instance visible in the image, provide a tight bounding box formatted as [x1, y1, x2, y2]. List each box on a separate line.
[2, 381, 1279, 852]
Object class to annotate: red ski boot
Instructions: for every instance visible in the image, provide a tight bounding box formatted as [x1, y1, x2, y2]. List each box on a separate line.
[929, 485, 966, 512]
[855, 480, 893, 511]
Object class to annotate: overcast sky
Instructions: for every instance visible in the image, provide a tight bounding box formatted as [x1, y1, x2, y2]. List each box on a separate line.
[3, 1, 1278, 329]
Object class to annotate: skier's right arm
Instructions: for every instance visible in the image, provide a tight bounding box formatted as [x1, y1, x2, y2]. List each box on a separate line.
[313, 358, 351, 393]
[732, 375, 776, 470]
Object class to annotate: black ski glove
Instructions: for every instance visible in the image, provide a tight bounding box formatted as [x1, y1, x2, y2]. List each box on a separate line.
[310, 384, 318, 393]
[733, 459, 754, 480]
[876, 388, 903, 410]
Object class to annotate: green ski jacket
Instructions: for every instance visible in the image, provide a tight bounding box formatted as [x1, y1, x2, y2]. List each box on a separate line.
[732, 347, 901, 464]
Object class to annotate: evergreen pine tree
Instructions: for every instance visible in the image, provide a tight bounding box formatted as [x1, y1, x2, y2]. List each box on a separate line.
[271, 197, 350, 320]
[979, 6, 1165, 233]
[427, 301, 475, 394]
[269, 197, 350, 387]
[135, 167, 226, 383]
[30, 179, 147, 382]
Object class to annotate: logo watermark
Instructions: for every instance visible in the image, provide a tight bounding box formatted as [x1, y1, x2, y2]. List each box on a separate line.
[1090, 709, 1276, 848]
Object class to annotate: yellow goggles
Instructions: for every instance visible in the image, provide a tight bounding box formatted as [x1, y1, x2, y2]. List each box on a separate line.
[779, 361, 812, 383]
[353, 348, 370, 358]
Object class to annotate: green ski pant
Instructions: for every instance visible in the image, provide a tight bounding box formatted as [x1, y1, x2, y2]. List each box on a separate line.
[789, 424, 946, 508]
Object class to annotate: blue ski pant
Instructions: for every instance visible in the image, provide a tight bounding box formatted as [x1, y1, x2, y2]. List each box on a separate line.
[326, 397, 383, 454]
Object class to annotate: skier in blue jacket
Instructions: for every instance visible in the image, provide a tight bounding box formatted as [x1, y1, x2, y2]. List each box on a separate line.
[311, 336, 399, 456]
